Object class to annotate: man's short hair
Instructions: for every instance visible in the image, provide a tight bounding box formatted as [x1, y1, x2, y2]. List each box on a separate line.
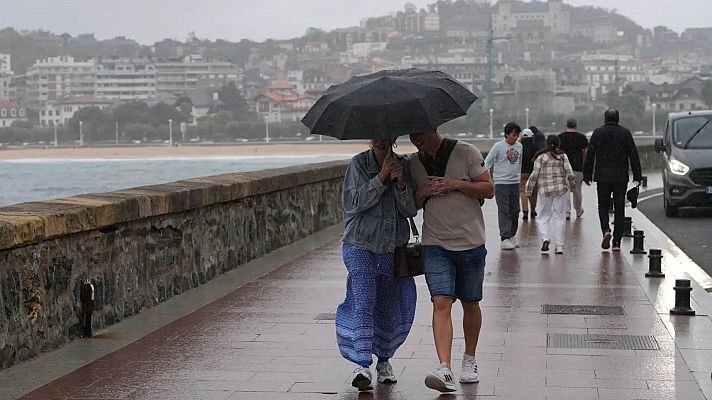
[566, 118, 577, 129]
[604, 108, 620, 123]
[504, 122, 522, 136]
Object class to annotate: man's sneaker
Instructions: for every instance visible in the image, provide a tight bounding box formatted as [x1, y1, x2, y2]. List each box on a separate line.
[425, 363, 458, 393]
[576, 209, 584, 219]
[612, 241, 622, 252]
[376, 361, 397, 384]
[555, 246, 564, 254]
[460, 354, 479, 383]
[351, 367, 373, 391]
[566, 211, 571, 220]
[522, 211, 529, 220]
[531, 211, 537, 218]
[512, 237, 521, 248]
[541, 239, 550, 253]
[501, 238, 516, 250]
[601, 231, 612, 250]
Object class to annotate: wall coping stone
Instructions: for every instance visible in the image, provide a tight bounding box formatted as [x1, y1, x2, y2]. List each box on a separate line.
[0, 160, 349, 251]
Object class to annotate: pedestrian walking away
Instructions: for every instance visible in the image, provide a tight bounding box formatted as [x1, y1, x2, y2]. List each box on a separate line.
[583, 108, 643, 252]
[558, 118, 589, 219]
[484, 122, 523, 250]
[526, 135, 576, 254]
[519, 128, 539, 221]
[408, 128, 495, 393]
[336, 139, 418, 391]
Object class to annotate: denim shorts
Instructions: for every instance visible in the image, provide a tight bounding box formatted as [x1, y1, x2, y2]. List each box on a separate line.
[422, 244, 487, 303]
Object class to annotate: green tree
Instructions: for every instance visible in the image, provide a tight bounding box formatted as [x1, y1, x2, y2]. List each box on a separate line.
[68, 107, 109, 142]
[702, 80, 712, 107]
[218, 82, 248, 115]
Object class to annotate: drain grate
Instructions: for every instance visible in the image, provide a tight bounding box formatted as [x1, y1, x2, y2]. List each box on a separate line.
[542, 304, 624, 315]
[315, 313, 336, 321]
[547, 334, 659, 350]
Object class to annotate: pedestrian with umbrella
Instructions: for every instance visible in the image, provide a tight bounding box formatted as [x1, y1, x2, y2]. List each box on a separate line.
[302, 68, 489, 393]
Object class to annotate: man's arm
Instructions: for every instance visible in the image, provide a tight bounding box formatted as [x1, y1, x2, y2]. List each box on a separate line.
[626, 130, 643, 182]
[583, 132, 597, 184]
[436, 171, 494, 200]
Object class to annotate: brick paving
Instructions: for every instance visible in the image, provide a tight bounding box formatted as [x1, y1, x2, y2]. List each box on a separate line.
[15, 188, 711, 400]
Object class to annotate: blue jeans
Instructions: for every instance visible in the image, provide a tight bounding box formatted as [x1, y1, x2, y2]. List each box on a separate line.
[422, 245, 487, 303]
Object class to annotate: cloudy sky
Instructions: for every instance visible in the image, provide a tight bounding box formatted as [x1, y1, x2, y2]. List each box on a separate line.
[3, 0, 711, 44]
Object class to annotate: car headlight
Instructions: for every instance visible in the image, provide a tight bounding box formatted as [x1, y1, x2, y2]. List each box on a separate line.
[669, 160, 690, 176]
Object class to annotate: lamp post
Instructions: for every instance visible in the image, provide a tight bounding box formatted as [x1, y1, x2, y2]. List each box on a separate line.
[652, 103, 657, 138]
[79, 121, 83, 146]
[489, 108, 494, 139]
[115, 121, 119, 145]
[53, 122, 58, 147]
[264, 115, 270, 143]
[168, 118, 173, 146]
[525, 107, 530, 127]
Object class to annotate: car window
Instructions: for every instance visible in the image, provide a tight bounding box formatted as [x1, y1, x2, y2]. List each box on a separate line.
[673, 116, 712, 149]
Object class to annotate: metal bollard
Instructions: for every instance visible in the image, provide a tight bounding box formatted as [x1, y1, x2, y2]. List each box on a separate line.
[645, 249, 665, 278]
[630, 230, 647, 254]
[641, 176, 648, 188]
[670, 279, 695, 316]
[623, 217, 633, 238]
[80, 279, 95, 338]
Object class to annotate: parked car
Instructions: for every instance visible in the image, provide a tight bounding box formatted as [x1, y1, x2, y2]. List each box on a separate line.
[655, 110, 712, 217]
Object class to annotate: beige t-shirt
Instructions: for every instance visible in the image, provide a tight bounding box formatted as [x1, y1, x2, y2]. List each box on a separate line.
[408, 141, 488, 251]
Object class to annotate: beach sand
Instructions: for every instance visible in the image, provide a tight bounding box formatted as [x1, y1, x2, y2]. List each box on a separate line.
[0, 143, 419, 160]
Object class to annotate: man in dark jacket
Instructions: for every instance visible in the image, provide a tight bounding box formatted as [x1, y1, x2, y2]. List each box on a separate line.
[519, 128, 538, 220]
[559, 118, 588, 219]
[583, 108, 643, 251]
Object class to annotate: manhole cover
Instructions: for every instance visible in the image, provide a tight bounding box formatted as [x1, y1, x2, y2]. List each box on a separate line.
[542, 304, 624, 315]
[547, 334, 659, 350]
[315, 313, 336, 321]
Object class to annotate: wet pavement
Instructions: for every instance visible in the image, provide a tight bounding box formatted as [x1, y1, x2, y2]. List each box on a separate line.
[7, 181, 712, 400]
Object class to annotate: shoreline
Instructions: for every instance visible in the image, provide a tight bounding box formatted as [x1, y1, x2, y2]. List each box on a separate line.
[0, 143, 419, 161]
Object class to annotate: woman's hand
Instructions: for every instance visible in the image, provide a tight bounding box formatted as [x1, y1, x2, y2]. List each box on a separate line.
[390, 163, 405, 191]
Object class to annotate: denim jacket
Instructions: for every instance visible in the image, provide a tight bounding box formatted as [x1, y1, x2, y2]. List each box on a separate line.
[342, 149, 417, 254]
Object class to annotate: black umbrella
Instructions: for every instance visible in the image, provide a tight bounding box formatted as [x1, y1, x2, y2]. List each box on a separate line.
[301, 68, 478, 140]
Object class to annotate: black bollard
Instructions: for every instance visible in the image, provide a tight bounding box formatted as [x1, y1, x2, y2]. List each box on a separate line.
[670, 279, 695, 316]
[623, 217, 633, 238]
[641, 176, 648, 188]
[630, 230, 647, 254]
[645, 249, 665, 278]
[80, 279, 95, 338]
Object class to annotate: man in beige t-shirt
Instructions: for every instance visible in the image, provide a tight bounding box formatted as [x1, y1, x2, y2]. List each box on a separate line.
[407, 129, 494, 393]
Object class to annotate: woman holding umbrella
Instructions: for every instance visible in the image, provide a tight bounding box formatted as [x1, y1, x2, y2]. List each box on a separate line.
[336, 138, 418, 391]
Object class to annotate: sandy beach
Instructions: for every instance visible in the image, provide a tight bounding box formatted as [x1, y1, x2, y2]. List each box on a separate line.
[0, 143, 420, 160]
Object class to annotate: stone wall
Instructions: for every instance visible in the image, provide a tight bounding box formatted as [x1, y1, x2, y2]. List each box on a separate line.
[0, 160, 348, 370]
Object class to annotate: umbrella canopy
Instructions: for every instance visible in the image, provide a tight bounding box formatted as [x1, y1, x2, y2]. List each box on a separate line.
[301, 68, 478, 140]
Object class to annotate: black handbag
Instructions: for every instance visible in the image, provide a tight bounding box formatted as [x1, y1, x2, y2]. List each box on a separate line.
[393, 217, 424, 278]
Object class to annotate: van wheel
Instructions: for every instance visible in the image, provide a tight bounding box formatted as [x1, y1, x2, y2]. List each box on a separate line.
[664, 195, 680, 218]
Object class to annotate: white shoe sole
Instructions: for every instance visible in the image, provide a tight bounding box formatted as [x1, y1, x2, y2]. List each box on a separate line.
[377, 375, 397, 384]
[425, 374, 457, 393]
[459, 376, 480, 384]
[352, 373, 373, 391]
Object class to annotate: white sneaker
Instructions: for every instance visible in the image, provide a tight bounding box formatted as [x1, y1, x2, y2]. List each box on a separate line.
[501, 238, 516, 250]
[425, 363, 458, 393]
[376, 361, 397, 384]
[576, 209, 584, 219]
[512, 237, 521, 248]
[555, 246, 564, 254]
[351, 366, 373, 391]
[460, 354, 479, 383]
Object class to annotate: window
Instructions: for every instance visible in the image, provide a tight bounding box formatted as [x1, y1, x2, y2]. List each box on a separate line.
[19, 109, 25, 117]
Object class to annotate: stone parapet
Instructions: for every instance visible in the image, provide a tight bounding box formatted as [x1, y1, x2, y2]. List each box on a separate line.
[0, 160, 348, 369]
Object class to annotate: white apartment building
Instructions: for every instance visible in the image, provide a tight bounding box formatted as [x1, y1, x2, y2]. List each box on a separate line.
[493, 0, 570, 36]
[0, 54, 11, 74]
[582, 54, 646, 100]
[0, 101, 26, 127]
[349, 42, 388, 59]
[96, 59, 157, 100]
[0, 75, 12, 101]
[26, 56, 97, 107]
[39, 96, 114, 127]
[155, 55, 240, 95]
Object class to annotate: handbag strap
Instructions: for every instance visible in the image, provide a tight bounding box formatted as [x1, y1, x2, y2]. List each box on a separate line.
[408, 217, 420, 242]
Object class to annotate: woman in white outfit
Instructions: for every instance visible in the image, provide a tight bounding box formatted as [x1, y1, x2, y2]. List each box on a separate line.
[525, 135, 576, 254]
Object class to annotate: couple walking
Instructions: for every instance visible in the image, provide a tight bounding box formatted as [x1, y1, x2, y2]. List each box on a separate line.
[336, 129, 493, 393]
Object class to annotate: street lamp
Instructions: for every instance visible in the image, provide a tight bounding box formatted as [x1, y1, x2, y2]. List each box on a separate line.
[264, 115, 270, 143]
[79, 121, 83, 146]
[115, 121, 119, 145]
[489, 108, 494, 139]
[525, 107, 530, 127]
[168, 118, 173, 146]
[53, 122, 58, 147]
[652, 103, 657, 138]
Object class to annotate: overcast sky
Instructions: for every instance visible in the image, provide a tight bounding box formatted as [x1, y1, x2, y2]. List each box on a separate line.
[3, 0, 711, 44]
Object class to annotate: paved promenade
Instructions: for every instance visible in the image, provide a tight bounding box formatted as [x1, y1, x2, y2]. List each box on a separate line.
[5, 182, 712, 399]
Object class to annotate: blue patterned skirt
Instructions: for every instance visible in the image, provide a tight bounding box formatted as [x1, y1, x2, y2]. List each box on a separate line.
[336, 243, 417, 367]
